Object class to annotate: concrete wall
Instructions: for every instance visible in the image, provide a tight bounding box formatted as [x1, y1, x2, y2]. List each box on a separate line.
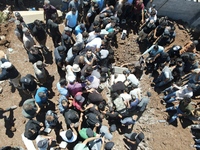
[153, 0, 200, 26]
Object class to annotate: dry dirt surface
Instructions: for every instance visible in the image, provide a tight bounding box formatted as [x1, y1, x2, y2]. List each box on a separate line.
[0, 17, 199, 150]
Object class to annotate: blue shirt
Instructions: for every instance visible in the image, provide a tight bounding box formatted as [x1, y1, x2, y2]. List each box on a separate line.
[58, 95, 68, 113]
[142, 45, 164, 57]
[56, 82, 69, 97]
[35, 87, 48, 106]
[65, 11, 78, 28]
[96, 0, 104, 10]
[74, 24, 85, 35]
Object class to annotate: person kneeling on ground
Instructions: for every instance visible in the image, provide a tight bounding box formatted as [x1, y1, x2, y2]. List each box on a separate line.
[161, 97, 194, 124]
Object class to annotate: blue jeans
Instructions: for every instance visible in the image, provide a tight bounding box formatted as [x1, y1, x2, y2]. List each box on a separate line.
[163, 86, 179, 93]
[163, 92, 176, 103]
[154, 74, 171, 87]
[137, 97, 150, 112]
[195, 139, 200, 144]
[121, 117, 136, 126]
[166, 106, 184, 123]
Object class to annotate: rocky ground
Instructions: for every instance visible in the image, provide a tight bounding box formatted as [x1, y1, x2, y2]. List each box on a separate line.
[0, 9, 200, 150]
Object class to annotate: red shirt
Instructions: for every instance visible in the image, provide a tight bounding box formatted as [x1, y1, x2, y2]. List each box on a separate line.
[133, 0, 144, 14]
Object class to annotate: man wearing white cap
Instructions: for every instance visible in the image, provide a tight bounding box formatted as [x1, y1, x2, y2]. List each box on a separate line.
[60, 124, 78, 143]
[0, 59, 21, 89]
[65, 64, 81, 82]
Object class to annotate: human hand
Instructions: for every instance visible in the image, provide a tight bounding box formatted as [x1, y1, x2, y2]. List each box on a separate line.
[177, 114, 183, 117]
[70, 123, 75, 128]
[95, 123, 100, 127]
[40, 127, 44, 131]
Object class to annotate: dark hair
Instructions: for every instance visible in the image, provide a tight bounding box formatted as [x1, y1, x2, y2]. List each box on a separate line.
[170, 26, 175, 31]
[154, 45, 158, 50]
[183, 96, 191, 103]
[159, 63, 165, 69]
[59, 79, 67, 86]
[106, 32, 113, 40]
[95, 27, 101, 33]
[86, 65, 93, 73]
[34, 19, 41, 26]
[80, 24, 85, 30]
[82, 31, 89, 38]
[131, 95, 136, 100]
[72, 46, 79, 54]
[98, 101, 106, 111]
[100, 76, 107, 83]
[72, 7, 77, 12]
[94, 3, 99, 9]
[111, 92, 119, 99]
[117, 9, 122, 16]
[150, 9, 156, 16]
[51, 14, 57, 20]
[93, 20, 100, 27]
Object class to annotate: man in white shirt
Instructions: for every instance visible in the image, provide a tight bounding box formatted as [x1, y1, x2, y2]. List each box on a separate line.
[123, 70, 139, 87]
[86, 27, 101, 43]
[129, 85, 141, 100]
[153, 64, 173, 88]
[163, 83, 195, 104]
[85, 37, 102, 53]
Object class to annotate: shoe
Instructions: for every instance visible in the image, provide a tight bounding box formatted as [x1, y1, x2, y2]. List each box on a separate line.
[0, 87, 2, 94]
[10, 105, 17, 110]
[158, 120, 166, 123]
[159, 96, 164, 99]
[147, 92, 151, 97]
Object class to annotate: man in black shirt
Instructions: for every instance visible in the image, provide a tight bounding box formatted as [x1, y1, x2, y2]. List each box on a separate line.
[47, 14, 61, 48]
[28, 46, 44, 64]
[54, 46, 67, 78]
[64, 109, 79, 128]
[137, 19, 156, 42]
[32, 20, 48, 54]
[20, 74, 38, 96]
[24, 119, 44, 140]
[0, 59, 21, 89]
[14, 20, 23, 43]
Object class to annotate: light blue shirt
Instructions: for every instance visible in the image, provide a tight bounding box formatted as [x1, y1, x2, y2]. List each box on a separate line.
[65, 11, 78, 28]
[56, 82, 69, 97]
[35, 87, 48, 106]
[142, 45, 164, 57]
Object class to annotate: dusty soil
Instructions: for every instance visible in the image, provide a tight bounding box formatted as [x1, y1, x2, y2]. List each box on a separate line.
[0, 14, 199, 150]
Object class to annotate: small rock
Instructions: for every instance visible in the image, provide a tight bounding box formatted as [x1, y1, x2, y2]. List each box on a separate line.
[23, 119, 26, 124]
[0, 87, 3, 94]
[11, 126, 16, 132]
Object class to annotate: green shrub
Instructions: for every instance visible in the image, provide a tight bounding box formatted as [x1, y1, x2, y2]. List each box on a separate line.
[0, 12, 7, 23]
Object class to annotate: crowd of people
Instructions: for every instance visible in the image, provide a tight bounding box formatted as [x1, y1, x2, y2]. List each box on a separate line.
[0, 0, 200, 149]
